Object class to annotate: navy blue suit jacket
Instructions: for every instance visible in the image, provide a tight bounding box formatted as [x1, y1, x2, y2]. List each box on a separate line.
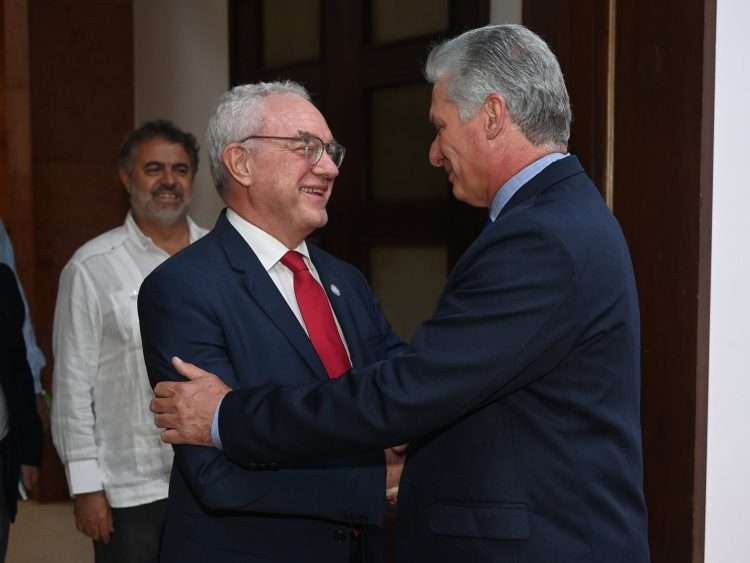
[216, 157, 650, 562]
[0, 264, 42, 522]
[138, 213, 405, 562]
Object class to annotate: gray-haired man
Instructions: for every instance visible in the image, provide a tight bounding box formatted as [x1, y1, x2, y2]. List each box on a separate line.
[153, 25, 650, 563]
[138, 83, 406, 562]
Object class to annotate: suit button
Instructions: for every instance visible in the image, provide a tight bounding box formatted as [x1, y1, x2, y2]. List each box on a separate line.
[334, 529, 347, 543]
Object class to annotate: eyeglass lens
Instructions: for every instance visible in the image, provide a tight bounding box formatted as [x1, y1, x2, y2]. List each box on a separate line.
[303, 135, 345, 168]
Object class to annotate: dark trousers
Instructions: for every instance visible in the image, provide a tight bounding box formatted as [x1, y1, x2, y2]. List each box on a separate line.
[93, 498, 167, 563]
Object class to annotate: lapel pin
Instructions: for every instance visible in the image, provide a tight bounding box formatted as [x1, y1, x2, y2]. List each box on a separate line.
[330, 284, 341, 296]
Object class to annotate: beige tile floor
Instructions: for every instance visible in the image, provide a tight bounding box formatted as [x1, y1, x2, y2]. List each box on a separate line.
[7, 500, 91, 562]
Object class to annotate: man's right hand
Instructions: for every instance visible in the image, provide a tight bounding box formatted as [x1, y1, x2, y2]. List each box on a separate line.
[74, 491, 113, 543]
[151, 356, 230, 446]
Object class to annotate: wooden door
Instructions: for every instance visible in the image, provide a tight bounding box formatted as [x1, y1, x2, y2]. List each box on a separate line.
[230, 0, 489, 341]
[525, 2, 715, 562]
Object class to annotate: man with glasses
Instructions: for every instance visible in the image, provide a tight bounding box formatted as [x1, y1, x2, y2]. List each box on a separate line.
[150, 25, 650, 563]
[138, 82, 406, 563]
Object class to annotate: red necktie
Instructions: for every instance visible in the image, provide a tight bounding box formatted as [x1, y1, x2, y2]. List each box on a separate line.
[281, 250, 351, 379]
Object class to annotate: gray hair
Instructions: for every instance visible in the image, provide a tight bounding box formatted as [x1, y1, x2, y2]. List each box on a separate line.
[206, 81, 311, 195]
[424, 24, 571, 147]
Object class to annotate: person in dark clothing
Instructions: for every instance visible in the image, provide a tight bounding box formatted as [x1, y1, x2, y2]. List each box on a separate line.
[0, 263, 42, 561]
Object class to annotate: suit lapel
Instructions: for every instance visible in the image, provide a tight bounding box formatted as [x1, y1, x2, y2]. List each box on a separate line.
[215, 212, 328, 379]
[309, 246, 366, 370]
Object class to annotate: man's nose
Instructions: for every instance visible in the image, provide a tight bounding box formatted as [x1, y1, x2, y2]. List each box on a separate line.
[161, 168, 176, 185]
[429, 137, 443, 167]
[313, 151, 340, 178]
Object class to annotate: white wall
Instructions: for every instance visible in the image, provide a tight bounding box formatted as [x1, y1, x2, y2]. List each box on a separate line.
[706, 0, 750, 561]
[490, 0, 522, 24]
[133, 0, 228, 229]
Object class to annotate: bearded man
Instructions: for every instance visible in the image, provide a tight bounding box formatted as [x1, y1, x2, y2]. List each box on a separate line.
[51, 120, 207, 563]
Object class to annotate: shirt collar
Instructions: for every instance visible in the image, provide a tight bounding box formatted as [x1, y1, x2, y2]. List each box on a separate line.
[125, 211, 204, 252]
[226, 208, 309, 272]
[186, 216, 204, 242]
[488, 153, 567, 222]
[125, 211, 155, 251]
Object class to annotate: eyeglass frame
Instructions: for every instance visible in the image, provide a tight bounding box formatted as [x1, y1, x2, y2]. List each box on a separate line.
[237, 130, 346, 168]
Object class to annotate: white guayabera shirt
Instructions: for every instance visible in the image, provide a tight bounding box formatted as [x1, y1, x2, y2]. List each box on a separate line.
[51, 212, 207, 507]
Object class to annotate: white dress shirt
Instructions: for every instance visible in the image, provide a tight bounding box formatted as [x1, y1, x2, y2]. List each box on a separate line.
[210, 210, 351, 448]
[226, 208, 351, 355]
[51, 212, 207, 508]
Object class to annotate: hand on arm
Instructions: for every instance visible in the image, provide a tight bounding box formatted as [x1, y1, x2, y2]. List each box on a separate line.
[148, 350, 384, 519]
[140, 272, 384, 522]
[151, 357, 230, 446]
[74, 490, 113, 543]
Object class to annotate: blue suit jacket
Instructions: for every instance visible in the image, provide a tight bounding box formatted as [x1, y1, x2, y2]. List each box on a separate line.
[0, 264, 42, 522]
[138, 212, 405, 563]
[216, 157, 651, 562]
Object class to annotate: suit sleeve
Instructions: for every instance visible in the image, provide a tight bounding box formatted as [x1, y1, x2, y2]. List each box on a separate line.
[138, 265, 384, 523]
[218, 218, 580, 466]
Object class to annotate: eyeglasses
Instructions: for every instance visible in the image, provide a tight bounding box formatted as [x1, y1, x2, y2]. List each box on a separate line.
[238, 130, 346, 168]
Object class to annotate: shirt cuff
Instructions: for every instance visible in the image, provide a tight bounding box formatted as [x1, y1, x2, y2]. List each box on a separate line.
[211, 396, 224, 450]
[28, 351, 46, 394]
[65, 459, 104, 496]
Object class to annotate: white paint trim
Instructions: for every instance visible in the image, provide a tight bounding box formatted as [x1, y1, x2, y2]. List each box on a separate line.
[706, 0, 750, 561]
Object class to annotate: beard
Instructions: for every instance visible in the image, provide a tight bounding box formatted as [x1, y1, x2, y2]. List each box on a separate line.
[130, 183, 191, 226]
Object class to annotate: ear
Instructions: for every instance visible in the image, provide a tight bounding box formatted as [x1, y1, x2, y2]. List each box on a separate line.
[118, 168, 132, 193]
[223, 144, 253, 187]
[482, 94, 507, 140]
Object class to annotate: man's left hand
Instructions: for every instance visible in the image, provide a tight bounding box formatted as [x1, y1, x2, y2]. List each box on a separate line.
[385, 444, 407, 505]
[150, 356, 230, 446]
[20, 464, 39, 493]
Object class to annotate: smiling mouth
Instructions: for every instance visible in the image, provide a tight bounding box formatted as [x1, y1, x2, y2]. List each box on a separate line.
[301, 186, 327, 198]
[151, 194, 182, 209]
[156, 195, 180, 204]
